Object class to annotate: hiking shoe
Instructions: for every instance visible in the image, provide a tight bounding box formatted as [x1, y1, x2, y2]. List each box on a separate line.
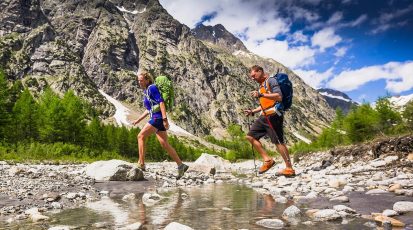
[275, 168, 296, 177]
[137, 163, 146, 171]
[258, 159, 275, 174]
[176, 164, 189, 180]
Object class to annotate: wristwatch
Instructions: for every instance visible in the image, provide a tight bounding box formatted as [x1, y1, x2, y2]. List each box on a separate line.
[162, 117, 168, 121]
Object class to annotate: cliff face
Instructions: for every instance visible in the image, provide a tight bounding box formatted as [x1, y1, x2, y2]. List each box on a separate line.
[318, 88, 358, 114]
[0, 0, 336, 141]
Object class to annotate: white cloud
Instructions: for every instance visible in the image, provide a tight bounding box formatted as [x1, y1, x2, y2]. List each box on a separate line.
[289, 30, 309, 44]
[334, 47, 347, 57]
[327, 12, 343, 24]
[293, 67, 334, 89]
[311, 28, 342, 51]
[244, 39, 316, 69]
[327, 61, 413, 93]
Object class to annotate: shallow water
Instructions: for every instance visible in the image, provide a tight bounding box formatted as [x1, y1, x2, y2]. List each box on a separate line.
[1, 183, 380, 229]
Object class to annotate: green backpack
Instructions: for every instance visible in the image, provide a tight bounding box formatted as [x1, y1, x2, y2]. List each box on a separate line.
[155, 75, 174, 111]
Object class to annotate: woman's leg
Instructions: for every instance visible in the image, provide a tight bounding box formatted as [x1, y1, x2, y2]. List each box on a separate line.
[155, 131, 182, 166]
[137, 123, 157, 165]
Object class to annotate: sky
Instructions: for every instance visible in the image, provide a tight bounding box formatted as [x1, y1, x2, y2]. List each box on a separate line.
[159, 0, 413, 103]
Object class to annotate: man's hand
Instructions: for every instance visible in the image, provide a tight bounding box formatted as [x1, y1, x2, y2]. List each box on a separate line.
[244, 109, 254, 116]
[250, 91, 262, 98]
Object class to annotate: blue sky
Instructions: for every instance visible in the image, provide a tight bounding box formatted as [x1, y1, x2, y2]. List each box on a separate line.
[160, 0, 413, 103]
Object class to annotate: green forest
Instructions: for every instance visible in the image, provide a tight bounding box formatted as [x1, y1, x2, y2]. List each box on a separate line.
[1, 69, 412, 163]
[291, 97, 413, 155]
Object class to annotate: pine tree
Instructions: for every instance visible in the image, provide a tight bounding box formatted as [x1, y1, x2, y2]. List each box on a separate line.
[403, 100, 413, 133]
[344, 104, 379, 143]
[0, 70, 10, 141]
[61, 90, 86, 145]
[12, 89, 39, 142]
[375, 97, 403, 135]
[38, 88, 67, 143]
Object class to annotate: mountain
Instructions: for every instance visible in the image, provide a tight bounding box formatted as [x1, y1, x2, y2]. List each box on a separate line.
[0, 0, 336, 142]
[388, 94, 413, 110]
[191, 24, 248, 53]
[317, 88, 358, 114]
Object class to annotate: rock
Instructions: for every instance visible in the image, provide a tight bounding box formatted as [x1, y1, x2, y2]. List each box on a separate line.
[273, 196, 288, 203]
[252, 182, 263, 188]
[117, 222, 142, 230]
[364, 221, 377, 228]
[142, 193, 163, 206]
[374, 215, 405, 227]
[31, 213, 50, 222]
[305, 192, 318, 199]
[309, 209, 341, 221]
[51, 202, 63, 209]
[366, 189, 388, 195]
[407, 153, 413, 161]
[282, 205, 301, 219]
[191, 153, 231, 175]
[48, 226, 71, 230]
[370, 160, 386, 168]
[382, 209, 398, 217]
[328, 180, 340, 188]
[122, 193, 136, 201]
[164, 222, 194, 230]
[93, 222, 108, 228]
[393, 201, 413, 213]
[256, 219, 285, 229]
[333, 205, 356, 214]
[389, 184, 401, 192]
[84, 160, 144, 181]
[329, 196, 349, 203]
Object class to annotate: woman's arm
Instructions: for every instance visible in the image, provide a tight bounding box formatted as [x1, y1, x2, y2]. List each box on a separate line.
[159, 101, 169, 130]
[132, 110, 149, 125]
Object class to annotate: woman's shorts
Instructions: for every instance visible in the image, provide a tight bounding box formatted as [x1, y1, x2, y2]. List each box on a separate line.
[148, 117, 166, 131]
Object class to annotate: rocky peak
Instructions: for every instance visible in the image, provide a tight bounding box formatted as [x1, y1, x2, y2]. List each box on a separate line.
[318, 88, 358, 114]
[191, 24, 248, 53]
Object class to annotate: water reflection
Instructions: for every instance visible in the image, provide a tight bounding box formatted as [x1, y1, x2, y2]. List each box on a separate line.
[3, 184, 371, 229]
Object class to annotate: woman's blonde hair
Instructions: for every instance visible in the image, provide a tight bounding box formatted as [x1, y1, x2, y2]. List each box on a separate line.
[138, 71, 154, 85]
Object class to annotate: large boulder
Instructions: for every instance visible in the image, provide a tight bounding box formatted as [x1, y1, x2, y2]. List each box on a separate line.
[85, 160, 143, 181]
[190, 153, 231, 175]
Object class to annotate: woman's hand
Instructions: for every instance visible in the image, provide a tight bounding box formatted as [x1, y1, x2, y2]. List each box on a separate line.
[163, 119, 170, 130]
[132, 119, 140, 126]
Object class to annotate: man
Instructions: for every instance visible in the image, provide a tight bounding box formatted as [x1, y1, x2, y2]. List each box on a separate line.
[244, 65, 295, 177]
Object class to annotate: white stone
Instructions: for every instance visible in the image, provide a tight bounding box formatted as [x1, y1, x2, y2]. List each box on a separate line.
[122, 193, 136, 201]
[311, 209, 341, 221]
[329, 196, 349, 203]
[31, 213, 49, 222]
[84, 160, 143, 181]
[117, 222, 142, 230]
[384, 155, 398, 163]
[333, 205, 356, 213]
[256, 219, 285, 229]
[383, 209, 398, 217]
[305, 192, 318, 199]
[164, 222, 194, 230]
[282, 205, 301, 218]
[48, 226, 71, 230]
[393, 201, 413, 213]
[142, 193, 162, 206]
[365, 189, 388, 195]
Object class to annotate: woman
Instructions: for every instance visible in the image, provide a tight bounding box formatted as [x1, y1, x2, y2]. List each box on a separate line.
[132, 72, 189, 179]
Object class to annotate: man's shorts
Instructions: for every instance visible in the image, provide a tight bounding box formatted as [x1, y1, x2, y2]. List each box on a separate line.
[149, 117, 166, 131]
[247, 114, 285, 144]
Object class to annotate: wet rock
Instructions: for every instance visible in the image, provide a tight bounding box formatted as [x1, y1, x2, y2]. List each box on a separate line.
[122, 193, 136, 201]
[393, 201, 413, 213]
[51, 202, 63, 209]
[374, 215, 405, 227]
[117, 222, 142, 230]
[308, 209, 341, 221]
[164, 222, 194, 230]
[85, 160, 144, 181]
[329, 196, 349, 203]
[282, 205, 301, 219]
[365, 189, 388, 195]
[191, 153, 231, 175]
[142, 193, 163, 206]
[305, 191, 318, 199]
[48, 226, 71, 230]
[256, 218, 285, 229]
[382, 209, 398, 217]
[333, 205, 356, 214]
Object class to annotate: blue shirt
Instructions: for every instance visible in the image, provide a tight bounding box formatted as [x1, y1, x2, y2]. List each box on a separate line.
[143, 84, 164, 118]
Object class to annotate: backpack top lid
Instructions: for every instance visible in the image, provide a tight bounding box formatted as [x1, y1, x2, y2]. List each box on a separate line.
[274, 73, 293, 111]
[155, 75, 174, 111]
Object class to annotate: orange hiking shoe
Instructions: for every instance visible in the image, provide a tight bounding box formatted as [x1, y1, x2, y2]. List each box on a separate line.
[259, 159, 275, 174]
[275, 168, 296, 177]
